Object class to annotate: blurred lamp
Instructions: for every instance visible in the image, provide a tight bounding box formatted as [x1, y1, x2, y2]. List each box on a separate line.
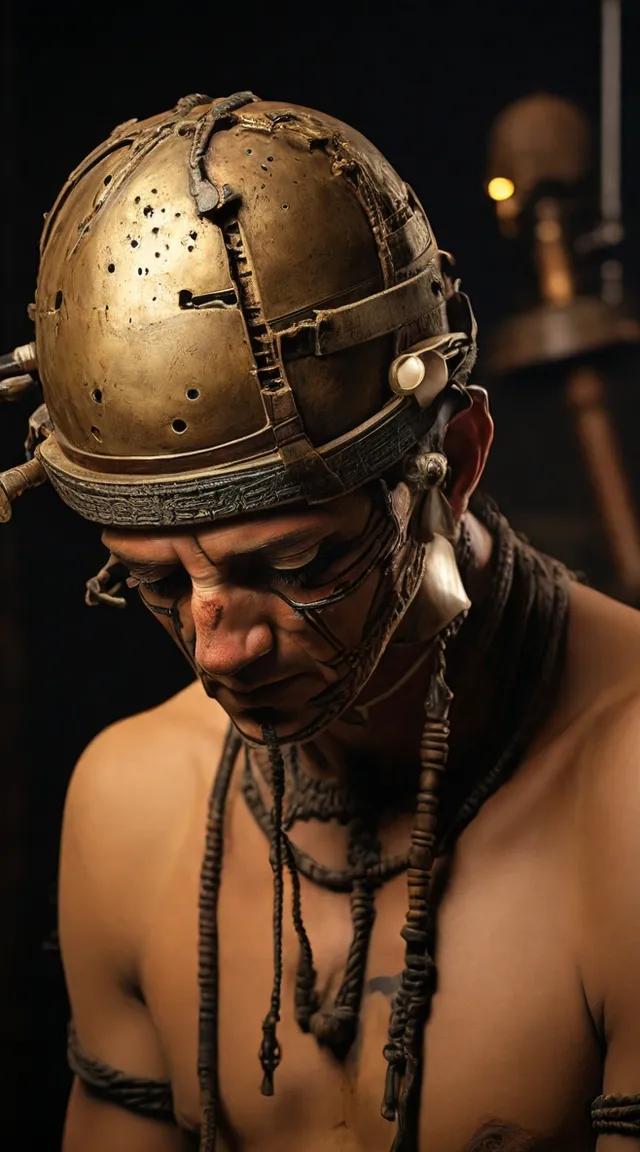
[487, 177, 515, 202]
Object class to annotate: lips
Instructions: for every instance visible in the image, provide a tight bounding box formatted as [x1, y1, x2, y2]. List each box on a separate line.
[218, 672, 314, 711]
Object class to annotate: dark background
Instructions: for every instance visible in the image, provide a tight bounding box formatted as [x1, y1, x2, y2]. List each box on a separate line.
[1, 0, 640, 1146]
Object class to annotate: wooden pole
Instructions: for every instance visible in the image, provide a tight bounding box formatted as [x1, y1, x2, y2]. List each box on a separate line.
[566, 365, 640, 602]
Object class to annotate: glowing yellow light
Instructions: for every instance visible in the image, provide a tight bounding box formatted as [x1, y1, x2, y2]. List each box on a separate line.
[488, 177, 515, 202]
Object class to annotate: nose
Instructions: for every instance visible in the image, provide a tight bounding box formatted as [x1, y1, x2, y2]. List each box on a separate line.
[190, 583, 274, 679]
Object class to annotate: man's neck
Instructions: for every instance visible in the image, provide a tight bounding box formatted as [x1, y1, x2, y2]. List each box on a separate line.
[296, 511, 495, 792]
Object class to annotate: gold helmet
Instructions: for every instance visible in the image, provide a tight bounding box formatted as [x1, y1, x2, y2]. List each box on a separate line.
[0, 91, 476, 526]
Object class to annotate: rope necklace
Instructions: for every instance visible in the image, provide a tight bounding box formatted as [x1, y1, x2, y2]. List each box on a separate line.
[197, 494, 572, 1152]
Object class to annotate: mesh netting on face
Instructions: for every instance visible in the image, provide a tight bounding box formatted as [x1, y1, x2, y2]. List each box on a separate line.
[130, 481, 427, 745]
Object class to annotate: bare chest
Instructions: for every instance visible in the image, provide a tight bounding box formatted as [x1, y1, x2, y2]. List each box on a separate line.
[141, 768, 601, 1152]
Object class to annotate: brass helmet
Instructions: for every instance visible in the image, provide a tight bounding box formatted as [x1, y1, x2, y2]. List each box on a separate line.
[1, 92, 476, 526]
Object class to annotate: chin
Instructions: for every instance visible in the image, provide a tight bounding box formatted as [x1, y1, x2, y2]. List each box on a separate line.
[229, 703, 323, 746]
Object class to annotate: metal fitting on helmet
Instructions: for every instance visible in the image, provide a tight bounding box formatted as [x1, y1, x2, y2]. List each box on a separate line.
[1, 92, 477, 527]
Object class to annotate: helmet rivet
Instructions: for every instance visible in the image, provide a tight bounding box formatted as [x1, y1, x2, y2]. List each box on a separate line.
[395, 355, 425, 393]
[424, 452, 447, 485]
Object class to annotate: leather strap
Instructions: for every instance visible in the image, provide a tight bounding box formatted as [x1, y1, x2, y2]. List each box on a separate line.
[279, 264, 442, 360]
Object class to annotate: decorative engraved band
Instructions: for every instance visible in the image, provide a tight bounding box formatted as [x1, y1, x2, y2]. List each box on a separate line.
[39, 395, 447, 527]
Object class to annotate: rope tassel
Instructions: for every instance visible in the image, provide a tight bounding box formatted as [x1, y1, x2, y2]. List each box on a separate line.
[381, 624, 460, 1148]
[259, 725, 287, 1097]
[259, 1017, 281, 1097]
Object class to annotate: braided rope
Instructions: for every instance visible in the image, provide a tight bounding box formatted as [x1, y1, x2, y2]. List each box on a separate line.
[592, 1093, 640, 1133]
[198, 727, 239, 1152]
[382, 627, 457, 1150]
[258, 725, 287, 1096]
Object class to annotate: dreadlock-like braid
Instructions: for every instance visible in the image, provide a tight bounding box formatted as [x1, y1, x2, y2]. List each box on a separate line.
[310, 817, 378, 1052]
[259, 724, 287, 1096]
[198, 728, 239, 1152]
[282, 835, 321, 1031]
[382, 626, 457, 1150]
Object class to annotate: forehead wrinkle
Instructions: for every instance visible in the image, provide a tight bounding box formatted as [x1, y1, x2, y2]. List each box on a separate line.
[102, 491, 367, 571]
[102, 526, 184, 567]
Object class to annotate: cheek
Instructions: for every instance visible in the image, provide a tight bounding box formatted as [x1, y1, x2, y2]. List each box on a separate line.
[143, 595, 196, 657]
[320, 574, 380, 647]
[270, 596, 325, 653]
[275, 568, 381, 655]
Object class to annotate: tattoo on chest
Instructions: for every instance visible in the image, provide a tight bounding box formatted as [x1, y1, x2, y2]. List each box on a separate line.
[366, 973, 402, 998]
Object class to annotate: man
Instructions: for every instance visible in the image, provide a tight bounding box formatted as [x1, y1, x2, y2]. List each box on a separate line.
[2, 91, 640, 1152]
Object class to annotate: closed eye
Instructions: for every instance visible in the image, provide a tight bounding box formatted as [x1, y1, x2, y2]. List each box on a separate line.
[127, 571, 190, 599]
[124, 537, 358, 598]
[267, 539, 356, 589]
[270, 544, 321, 571]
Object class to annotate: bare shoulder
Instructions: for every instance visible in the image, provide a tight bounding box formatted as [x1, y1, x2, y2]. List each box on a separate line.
[63, 680, 228, 839]
[59, 680, 228, 987]
[527, 578, 640, 834]
[566, 596, 640, 1029]
[558, 580, 640, 730]
[558, 579, 640, 808]
[58, 682, 231, 1127]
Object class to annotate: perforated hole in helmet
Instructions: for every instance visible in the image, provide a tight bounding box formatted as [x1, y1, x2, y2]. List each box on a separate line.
[91, 388, 103, 404]
[90, 426, 102, 442]
[186, 388, 200, 401]
[172, 419, 187, 434]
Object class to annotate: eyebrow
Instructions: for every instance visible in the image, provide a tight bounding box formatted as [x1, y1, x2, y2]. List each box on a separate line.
[239, 527, 325, 556]
[105, 549, 177, 577]
[105, 527, 325, 572]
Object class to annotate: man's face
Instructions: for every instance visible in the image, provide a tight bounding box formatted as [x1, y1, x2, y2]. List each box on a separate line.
[102, 485, 418, 743]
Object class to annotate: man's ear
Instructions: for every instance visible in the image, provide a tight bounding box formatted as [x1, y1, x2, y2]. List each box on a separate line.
[443, 386, 494, 519]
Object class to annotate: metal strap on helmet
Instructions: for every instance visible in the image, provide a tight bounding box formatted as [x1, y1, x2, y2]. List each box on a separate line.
[279, 265, 440, 360]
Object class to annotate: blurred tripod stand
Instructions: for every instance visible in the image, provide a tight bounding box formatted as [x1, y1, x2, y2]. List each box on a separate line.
[484, 70, 640, 605]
